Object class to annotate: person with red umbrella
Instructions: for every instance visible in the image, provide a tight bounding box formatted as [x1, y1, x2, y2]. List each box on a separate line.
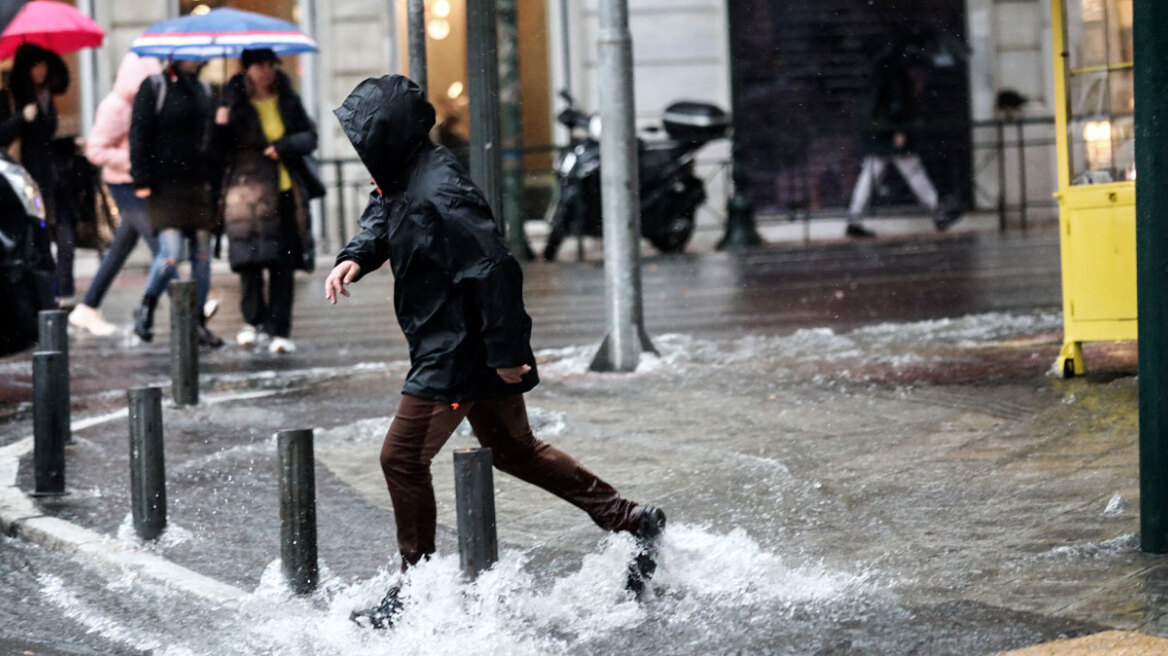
[0, 42, 74, 305]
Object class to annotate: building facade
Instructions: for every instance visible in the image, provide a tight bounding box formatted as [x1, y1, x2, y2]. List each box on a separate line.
[55, 0, 1052, 236]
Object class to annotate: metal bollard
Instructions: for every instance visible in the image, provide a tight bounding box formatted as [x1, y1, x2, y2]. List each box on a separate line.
[278, 429, 318, 594]
[454, 448, 498, 579]
[38, 310, 71, 443]
[128, 387, 166, 540]
[169, 280, 198, 406]
[31, 351, 67, 496]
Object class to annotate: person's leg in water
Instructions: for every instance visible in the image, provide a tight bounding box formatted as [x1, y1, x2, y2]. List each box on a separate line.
[467, 395, 666, 594]
[134, 228, 183, 342]
[354, 394, 665, 628]
[71, 184, 159, 336]
[845, 155, 886, 238]
[188, 229, 222, 348]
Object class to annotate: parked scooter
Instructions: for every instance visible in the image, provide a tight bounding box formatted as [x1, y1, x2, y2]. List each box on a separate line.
[0, 152, 53, 356]
[542, 91, 729, 261]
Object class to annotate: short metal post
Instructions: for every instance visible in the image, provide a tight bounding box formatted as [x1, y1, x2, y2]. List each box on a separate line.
[169, 280, 198, 406]
[454, 448, 497, 579]
[278, 429, 318, 594]
[38, 310, 70, 442]
[38, 309, 68, 359]
[31, 351, 67, 496]
[128, 387, 166, 540]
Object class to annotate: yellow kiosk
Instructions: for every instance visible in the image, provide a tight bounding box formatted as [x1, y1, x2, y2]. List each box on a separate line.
[1052, 0, 1137, 377]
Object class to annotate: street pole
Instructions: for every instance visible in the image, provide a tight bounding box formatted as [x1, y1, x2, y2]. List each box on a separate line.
[1135, 0, 1168, 554]
[454, 448, 498, 579]
[499, 0, 533, 260]
[467, 0, 504, 227]
[407, 0, 427, 93]
[31, 351, 67, 497]
[128, 387, 166, 541]
[278, 429, 318, 594]
[169, 281, 198, 406]
[589, 0, 654, 373]
[558, 0, 572, 94]
[717, 1, 763, 250]
[77, 0, 96, 136]
[38, 311, 71, 444]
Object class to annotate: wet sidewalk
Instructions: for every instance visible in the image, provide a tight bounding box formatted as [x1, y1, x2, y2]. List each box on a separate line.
[1, 225, 1162, 655]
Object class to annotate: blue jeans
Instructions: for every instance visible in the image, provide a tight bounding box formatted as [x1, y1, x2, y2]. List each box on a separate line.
[143, 228, 212, 311]
[82, 184, 160, 308]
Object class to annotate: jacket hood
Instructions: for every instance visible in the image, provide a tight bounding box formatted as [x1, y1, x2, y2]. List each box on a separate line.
[113, 53, 161, 101]
[333, 75, 435, 191]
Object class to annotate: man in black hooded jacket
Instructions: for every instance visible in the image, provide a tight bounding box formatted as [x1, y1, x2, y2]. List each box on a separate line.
[326, 75, 665, 627]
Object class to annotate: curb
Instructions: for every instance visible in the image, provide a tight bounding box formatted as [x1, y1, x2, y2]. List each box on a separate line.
[0, 391, 285, 608]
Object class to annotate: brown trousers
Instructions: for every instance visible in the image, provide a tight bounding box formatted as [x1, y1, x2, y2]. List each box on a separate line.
[380, 393, 640, 567]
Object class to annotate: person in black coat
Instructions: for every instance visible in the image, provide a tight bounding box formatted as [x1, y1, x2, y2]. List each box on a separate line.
[214, 49, 317, 354]
[0, 44, 74, 305]
[325, 75, 666, 627]
[129, 59, 222, 347]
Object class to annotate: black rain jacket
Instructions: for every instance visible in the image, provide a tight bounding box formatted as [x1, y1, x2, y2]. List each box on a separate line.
[333, 75, 538, 402]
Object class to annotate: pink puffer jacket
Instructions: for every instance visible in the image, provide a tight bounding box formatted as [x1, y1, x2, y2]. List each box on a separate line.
[85, 53, 161, 184]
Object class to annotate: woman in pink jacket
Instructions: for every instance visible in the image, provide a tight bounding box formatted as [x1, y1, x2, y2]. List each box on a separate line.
[68, 53, 161, 336]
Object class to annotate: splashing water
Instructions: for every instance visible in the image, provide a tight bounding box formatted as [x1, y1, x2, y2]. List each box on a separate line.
[38, 524, 869, 655]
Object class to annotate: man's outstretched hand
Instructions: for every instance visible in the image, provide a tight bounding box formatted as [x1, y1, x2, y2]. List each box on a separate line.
[325, 260, 362, 304]
[496, 365, 531, 384]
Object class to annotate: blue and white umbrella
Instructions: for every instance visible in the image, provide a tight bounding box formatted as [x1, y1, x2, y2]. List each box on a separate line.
[130, 8, 317, 61]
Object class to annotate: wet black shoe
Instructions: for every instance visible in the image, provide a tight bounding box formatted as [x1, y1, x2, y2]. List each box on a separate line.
[197, 325, 224, 349]
[845, 224, 876, 239]
[632, 505, 667, 541]
[933, 199, 964, 232]
[627, 506, 666, 598]
[350, 585, 403, 630]
[132, 305, 154, 343]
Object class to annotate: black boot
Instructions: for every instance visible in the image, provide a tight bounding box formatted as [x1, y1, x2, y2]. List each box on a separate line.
[626, 506, 666, 598]
[133, 295, 157, 343]
[350, 584, 404, 630]
[197, 318, 224, 349]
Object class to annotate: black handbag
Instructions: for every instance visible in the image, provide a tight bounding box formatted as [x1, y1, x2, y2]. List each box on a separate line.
[300, 154, 326, 200]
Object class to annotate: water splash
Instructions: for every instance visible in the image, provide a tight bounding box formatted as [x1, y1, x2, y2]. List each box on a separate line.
[39, 524, 870, 656]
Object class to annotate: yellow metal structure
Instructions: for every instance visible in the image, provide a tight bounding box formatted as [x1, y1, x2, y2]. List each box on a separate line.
[1051, 0, 1137, 377]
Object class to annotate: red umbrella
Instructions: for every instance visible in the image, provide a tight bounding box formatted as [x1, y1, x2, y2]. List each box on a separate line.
[0, 0, 103, 60]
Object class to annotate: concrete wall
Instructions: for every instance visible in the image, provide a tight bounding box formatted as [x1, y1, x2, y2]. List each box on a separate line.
[966, 0, 1058, 219]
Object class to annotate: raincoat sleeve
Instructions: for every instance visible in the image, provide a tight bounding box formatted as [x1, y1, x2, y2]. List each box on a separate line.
[441, 196, 534, 369]
[335, 192, 390, 279]
[128, 79, 157, 190]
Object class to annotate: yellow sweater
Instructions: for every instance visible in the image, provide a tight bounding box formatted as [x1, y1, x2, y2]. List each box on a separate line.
[251, 96, 292, 192]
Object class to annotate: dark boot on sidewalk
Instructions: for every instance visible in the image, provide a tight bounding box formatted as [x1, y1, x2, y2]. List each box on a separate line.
[132, 295, 158, 343]
[627, 505, 666, 598]
[350, 584, 404, 630]
[197, 318, 224, 349]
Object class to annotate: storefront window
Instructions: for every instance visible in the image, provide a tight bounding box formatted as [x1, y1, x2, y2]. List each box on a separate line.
[1064, 0, 1134, 185]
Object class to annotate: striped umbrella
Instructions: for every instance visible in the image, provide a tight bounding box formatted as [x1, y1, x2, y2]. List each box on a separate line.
[130, 7, 317, 61]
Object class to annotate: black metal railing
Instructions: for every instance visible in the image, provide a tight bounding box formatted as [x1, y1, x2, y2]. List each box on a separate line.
[314, 118, 1056, 250]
